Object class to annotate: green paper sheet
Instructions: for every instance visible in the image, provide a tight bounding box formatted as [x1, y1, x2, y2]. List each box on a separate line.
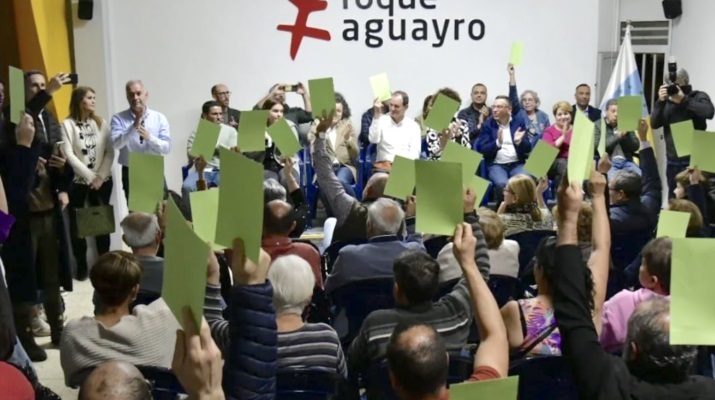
[567, 111, 595, 185]
[450, 376, 519, 400]
[267, 118, 302, 158]
[617, 95, 642, 132]
[690, 131, 715, 173]
[441, 142, 483, 186]
[9, 66, 24, 124]
[189, 119, 221, 159]
[671, 120, 694, 157]
[467, 175, 492, 207]
[656, 209, 691, 239]
[308, 77, 336, 117]
[190, 189, 224, 251]
[237, 110, 268, 152]
[415, 160, 463, 236]
[384, 156, 415, 200]
[598, 117, 607, 156]
[128, 153, 165, 213]
[524, 140, 559, 178]
[162, 197, 210, 330]
[215, 149, 263, 263]
[370, 73, 391, 102]
[510, 42, 524, 66]
[424, 93, 460, 133]
[670, 238, 715, 345]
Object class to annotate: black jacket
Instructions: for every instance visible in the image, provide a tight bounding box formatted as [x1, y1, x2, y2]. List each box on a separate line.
[572, 105, 602, 123]
[650, 90, 715, 160]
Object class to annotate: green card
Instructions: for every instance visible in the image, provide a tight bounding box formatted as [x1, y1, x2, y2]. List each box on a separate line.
[384, 156, 415, 200]
[598, 117, 607, 156]
[190, 189, 224, 251]
[567, 111, 595, 184]
[450, 376, 519, 400]
[370, 73, 391, 102]
[215, 149, 263, 263]
[162, 197, 210, 330]
[267, 118, 302, 157]
[308, 77, 336, 117]
[467, 175, 492, 206]
[510, 42, 524, 66]
[189, 119, 221, 159]
[237, 110, 268, 152]
[128, 153, 164, 213]
[670, 238, 715, 345]
[617, 95, 642, 132]
[524, 140, 559, 178]
[424, 93, 460, 133]
[671, 120, 694, 157]
[441, 142, 483, 185]
[9, 66, 25, 124]
[690, 130, 715, 173]
[415, 160, 463, 236]
[656, 209, 691, 239]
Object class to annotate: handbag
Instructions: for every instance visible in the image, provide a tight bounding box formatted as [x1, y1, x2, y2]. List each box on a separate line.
[75, 191, 116, 238]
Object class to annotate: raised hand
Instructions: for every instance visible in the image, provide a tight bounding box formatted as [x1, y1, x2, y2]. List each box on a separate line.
[405, 195, 416, 218]
[597, 153, 612, 174]
[47, 73, 71, 96]
[231, 238, 271, 286]
[452, 222, 477, 266]
[637, 119, 649, 141]
[15, 112, 36, 147]
[463, 187, 476, 214]
[588, 167, 607, 197]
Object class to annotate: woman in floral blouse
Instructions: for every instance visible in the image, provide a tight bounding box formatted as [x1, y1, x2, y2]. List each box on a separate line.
[425, 88, 471, 160]
[497, 175, 553, 237]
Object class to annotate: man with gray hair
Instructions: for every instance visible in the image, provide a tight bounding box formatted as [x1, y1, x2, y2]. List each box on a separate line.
[594, 98, 641, 180]
[325, 197, 423, 295]
[651, 67, 714, 196]
[120, 212, 164, 298]
[78, 361, 151, 400]
[111, 80, 171, 202]
[263, 177, 309, 238]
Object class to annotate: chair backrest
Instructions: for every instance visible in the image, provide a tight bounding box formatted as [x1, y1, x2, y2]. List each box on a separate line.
[330, 278, 395, 347]
[276, 368, 343, 400]
[506, 230, 556, 276]
[508, 356, 578, 400]
[304, 286, 331, 324]
[424, 236, 449, 259]
[136, 365, 186, 400]
[363, 352, 474, 400]
[132, 291, 160, 308]
[322, 240, 367, 275]
[487, 274, 519, 308]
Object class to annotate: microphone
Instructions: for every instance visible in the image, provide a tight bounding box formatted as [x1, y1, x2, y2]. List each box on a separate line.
[139, 118, 145, 144]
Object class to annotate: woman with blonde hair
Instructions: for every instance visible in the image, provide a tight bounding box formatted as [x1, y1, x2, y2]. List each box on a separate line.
[497, 175, 553, 236]
[477, 208, 520, 278]
[668, 198, 707, 237]
[541, 100, 574, 189]
[62, 86, 115, 280]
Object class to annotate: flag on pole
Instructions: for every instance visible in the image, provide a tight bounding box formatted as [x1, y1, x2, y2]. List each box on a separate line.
[600, 23, 668, 206]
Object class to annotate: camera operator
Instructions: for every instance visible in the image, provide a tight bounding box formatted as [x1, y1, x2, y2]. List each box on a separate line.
[651, 66, 714, 196]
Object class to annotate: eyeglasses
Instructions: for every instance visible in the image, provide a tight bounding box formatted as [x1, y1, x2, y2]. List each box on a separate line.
[216, 91, 231, 97]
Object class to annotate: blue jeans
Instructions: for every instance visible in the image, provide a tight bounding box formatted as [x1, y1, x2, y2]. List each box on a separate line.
[607, 158, 642, 181]
[321, 166, 356, 217]
[182, 170, 221, 212]
[488, 162, 527, 200]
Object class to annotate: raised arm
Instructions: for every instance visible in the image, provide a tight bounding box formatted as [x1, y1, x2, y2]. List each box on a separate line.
[453, 222, 508, 377]
[636, 119, 662, 218]
[586, 167, 611, 336]
[508, 64, 522, 115]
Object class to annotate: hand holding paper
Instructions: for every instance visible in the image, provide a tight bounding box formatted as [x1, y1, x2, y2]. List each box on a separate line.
[267, 118, 302, 157]
[308, 77, 336, 116]
[616, 96, 643, 132]
[656, 209, 691, 239]
[189, 119, 221, 159]
[424, 94, 460, 133]
[524, 140, 559, 178]
[370, 73, 392, 102]
[415, 160, 463, 236]
[8, 66, 25, 124]
[237, 110, 269, 152]
[384, 156, 415, 200]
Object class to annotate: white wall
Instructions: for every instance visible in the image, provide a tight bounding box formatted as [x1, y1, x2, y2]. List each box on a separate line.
[73, 0, 600, 192]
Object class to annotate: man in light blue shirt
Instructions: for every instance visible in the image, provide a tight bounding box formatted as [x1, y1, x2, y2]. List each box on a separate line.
[111, 80, 171, 201]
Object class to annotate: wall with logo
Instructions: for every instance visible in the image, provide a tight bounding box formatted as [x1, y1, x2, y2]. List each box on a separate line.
[76, 0, 601, 192]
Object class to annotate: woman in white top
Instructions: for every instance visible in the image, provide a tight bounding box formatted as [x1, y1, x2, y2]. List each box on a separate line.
[61, 87, 115, 280]
[477, 208, 520, 278]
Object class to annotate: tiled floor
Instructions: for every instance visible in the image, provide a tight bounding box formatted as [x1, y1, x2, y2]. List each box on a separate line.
[35, 278, 94, 399]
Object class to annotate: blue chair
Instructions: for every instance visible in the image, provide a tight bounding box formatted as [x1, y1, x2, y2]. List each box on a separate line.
[363, 351, 474, 400]
[136, 366, 186, 400]
[329, 278, 395, 348]
[362, 144, 377, 184]
[487, 274, 520, 308]
[420, 136, 429, 159]
[301, 148, 319, 226]
[508, 356, 578, 399]
[276, 368, 344, 400]
[181, 161, 194, 181]
[506, 230, 556, 277]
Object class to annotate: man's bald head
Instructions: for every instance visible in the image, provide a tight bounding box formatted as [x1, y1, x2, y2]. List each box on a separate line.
[264, 199, 295, 237]
[386, 321, 448, 398]
[79, 361, 150, 400]
[364, 172, 389, 200]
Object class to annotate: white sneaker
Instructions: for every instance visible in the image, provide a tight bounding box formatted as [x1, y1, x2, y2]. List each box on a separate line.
[31, 316, 51, 337]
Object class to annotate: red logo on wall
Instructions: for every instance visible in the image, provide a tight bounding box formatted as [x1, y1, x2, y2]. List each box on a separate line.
[277, 0, 331, 60]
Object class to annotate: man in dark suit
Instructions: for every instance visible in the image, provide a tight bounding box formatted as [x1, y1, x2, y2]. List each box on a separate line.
[211, 83, 241, 128]
[573, 83, 602, 122]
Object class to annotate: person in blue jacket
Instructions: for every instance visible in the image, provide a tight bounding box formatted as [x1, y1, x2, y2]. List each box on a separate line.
[475, 95, 532, 202]
[507, 64, 550, 146]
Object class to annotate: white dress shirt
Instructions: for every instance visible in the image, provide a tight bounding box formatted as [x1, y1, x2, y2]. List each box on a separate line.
[368, 114, 422, 162]
[494, 121, 518, 165]
[110, 108, 172, 166]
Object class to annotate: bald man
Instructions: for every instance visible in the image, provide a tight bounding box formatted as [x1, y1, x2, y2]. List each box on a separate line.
[210, 84, 241, 128]
[78, 361, 150, 400]
[261, 200, 322, 287]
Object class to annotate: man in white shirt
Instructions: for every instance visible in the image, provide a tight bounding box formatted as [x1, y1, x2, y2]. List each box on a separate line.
[368, 91, 422, 172]
[475, 96, 531, 200]
[111, 80, 171, 201]
[182, 101, 238, 200]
